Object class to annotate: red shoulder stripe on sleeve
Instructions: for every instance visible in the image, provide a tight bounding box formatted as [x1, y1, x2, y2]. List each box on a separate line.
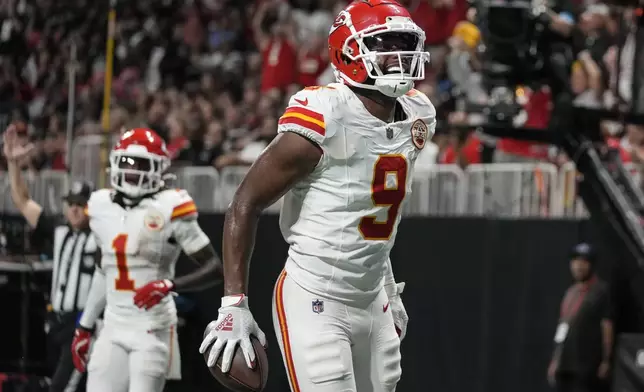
[279, 107, 325, 136]
[171, 201, 198, 220]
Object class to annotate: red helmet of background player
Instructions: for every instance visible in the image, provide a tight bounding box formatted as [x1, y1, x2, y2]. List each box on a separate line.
[328, 0, 429, 98]
[110, 128, 170, 198]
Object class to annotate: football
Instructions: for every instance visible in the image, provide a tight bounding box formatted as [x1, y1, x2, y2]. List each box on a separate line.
[204, 335, 269, 392]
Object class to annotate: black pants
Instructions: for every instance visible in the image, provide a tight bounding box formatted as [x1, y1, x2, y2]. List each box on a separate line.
[46, 312, 86, 392]
[556, 372, 608, 392]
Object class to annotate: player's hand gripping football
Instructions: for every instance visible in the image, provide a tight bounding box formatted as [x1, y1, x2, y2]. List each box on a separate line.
[199, 295, 267, 372]
[386, 282, 409, 340]
[133, 279, 174, 310]
[71, 326, 93, 372]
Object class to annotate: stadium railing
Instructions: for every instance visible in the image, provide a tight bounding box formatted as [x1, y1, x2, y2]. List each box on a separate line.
[4, 162, 642, 218]
[558, 161, 644, 218]
[0, 170, 69, 215]
[465, 163, 559, 217]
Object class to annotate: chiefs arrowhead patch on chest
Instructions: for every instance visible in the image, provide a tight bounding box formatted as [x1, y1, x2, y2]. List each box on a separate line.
[144, 208, 165, 231]
[410, 119, 428, 150]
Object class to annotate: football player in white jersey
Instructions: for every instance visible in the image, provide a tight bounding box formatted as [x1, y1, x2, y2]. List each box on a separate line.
[200, 0, 435, 391]
[70, 128, 222, 392]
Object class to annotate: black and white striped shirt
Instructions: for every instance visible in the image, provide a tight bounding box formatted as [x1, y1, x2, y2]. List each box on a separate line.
[34, 215, 97, 313]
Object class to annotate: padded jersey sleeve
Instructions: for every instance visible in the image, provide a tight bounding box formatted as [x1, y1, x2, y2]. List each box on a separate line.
[170, 189, 199, 221]
[278, 86, 336, 146]
[168, 189, 210, 255]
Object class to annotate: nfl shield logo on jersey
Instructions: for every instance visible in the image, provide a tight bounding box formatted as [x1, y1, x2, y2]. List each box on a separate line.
[410, 119, 428, 150]
[312, 299, 324, 314]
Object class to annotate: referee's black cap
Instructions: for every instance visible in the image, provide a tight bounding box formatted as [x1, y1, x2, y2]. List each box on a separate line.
[570, 242, 595, 264]
[63, 181, 94, 205]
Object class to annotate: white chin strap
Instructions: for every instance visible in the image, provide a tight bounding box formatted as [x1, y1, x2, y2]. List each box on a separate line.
[374, 77, 414, 98]
[336, 68, 414, 98]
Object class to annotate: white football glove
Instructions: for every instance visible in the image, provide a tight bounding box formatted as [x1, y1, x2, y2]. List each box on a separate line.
[385, 282, 409, 341]
[199, 295, 267, 372]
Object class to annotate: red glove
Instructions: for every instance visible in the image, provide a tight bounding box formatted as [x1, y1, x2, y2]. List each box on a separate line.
[71, 327, 93, 372]
[133, 279, 174, 310]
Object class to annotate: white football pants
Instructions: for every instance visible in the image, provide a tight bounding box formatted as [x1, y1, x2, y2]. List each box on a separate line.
[272, 270, 402, 392]
[86, 322, 180, 392]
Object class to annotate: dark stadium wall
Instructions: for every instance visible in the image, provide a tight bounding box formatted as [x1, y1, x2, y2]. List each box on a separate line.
[1, 215, 642, 392]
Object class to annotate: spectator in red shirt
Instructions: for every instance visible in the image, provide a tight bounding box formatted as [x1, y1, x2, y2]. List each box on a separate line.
[606, 137, 632, 163]
[495, 87, 552, 162]
[297, 34, 328, 88]
[253, 0, 298, 97]
[440, 133, 482, 166]
[404, 0, 468, 46]
[439, 112, 482, 167]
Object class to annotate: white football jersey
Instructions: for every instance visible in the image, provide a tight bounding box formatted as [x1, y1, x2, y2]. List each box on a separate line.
[278, 83, 436, 306]
[86, 188, 210, 329]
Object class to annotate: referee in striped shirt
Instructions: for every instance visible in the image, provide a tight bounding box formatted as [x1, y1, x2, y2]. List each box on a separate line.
[4, 125, 96, 392]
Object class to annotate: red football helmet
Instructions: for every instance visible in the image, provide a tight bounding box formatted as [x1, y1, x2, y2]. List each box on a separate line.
[328, 0, 429, 97]
[109, 128, 170, 197]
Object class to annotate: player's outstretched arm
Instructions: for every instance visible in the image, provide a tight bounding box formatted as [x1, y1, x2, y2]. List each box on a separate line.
[223, 132, 322, 295]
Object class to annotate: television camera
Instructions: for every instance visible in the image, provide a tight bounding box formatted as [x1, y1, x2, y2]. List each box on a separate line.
[470, 0, 644, 317]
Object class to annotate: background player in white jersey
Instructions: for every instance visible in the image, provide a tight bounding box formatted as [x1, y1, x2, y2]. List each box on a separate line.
[70, 128, 222, 392]
[200, 0, 435, 391]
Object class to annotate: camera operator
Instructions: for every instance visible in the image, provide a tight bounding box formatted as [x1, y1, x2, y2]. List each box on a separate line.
[2, 124, 97, 392]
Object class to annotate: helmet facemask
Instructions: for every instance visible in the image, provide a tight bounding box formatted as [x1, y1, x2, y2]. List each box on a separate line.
[339, 16, 430, 97]
[109, 148, 169, 198]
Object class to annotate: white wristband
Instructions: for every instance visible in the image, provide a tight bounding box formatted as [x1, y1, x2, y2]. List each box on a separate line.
[221, 294, 248, 308]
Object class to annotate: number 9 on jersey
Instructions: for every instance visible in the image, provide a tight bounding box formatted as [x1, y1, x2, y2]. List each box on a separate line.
[358, 155, 408, 241]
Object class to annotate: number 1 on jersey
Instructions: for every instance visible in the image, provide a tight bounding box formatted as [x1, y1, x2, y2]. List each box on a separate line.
[112, 234, 135, 291]
[359, 155, 408, 240]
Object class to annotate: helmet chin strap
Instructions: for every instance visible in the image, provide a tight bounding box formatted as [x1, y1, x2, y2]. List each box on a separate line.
[338, 69, 413, 99]
[374, 78, 413, 98]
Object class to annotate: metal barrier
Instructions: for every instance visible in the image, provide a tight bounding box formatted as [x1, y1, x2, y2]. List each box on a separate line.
[558, 161, 644, 218]
[31, 170, 70, 214]
[404, 165, 466, 216]
[173, 167, 220, 212]
[9, 162, 644, 218]
[559, 162, 588, 218]
[0, 172, 16, 213]
[465, 163, 560, 217]
[217, 166, 282, 213]
[0, 170, 69, 214]
[69, 134, 117, 187]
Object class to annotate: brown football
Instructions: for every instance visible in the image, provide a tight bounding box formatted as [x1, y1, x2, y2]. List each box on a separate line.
[203, 335, 269, 392]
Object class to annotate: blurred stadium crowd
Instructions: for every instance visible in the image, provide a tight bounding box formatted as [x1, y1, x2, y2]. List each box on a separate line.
[0, 0, 643, 175]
